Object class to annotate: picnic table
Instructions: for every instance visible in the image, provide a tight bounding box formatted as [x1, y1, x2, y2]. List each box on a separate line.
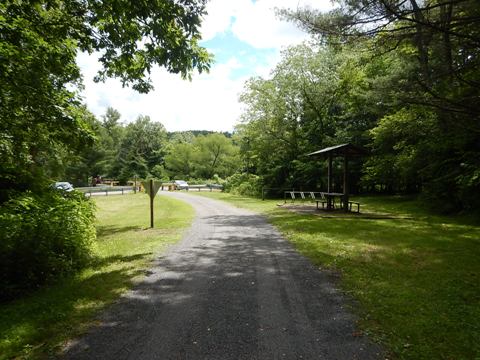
[322, 192, 344, 211]
[319, 192, 361, 212]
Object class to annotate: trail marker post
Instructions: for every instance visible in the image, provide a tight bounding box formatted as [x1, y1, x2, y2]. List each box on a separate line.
[141, 179, 162, 228]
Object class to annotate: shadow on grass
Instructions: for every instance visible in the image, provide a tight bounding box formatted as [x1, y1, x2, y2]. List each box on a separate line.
[264, 210, 480, 359]
[0, 252, 153, 359]
[96, 225, 139, 238]
[90, 253, 153, 267]
[195, 192, 480, 358]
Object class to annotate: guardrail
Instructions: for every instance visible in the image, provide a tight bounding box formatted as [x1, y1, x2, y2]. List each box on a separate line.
[76, 183, 224, 195]
[187, 184, 223, 192]
[77, 186, 136, 196]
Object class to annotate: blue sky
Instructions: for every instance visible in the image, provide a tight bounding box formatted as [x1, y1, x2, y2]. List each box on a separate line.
[201, 34, 278, 80]
[77, 0, 332, 132]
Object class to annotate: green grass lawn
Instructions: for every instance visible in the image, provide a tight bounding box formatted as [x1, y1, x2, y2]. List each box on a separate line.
[194, 192, 480, 360]
[0, 193, 194, 360]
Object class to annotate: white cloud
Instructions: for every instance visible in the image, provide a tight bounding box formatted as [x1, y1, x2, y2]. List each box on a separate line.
[77, 52, 247, 132]
[232, 0, 303, 49]
[77, 0, 335, 132]
[201, 0, 333, 49]
[200, 0, 243, 42]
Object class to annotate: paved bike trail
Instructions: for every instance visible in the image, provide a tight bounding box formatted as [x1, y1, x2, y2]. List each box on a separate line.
[62, 192, 383, 359]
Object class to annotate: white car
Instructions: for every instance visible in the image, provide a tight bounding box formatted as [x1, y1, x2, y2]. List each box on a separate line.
[52, 182, 74, 192]
[174, 180, 189, 190]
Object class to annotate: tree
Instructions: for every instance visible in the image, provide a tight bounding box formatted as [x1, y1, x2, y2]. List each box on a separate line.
[281, 1, 480, 128]
[163, 132, 239, 180]
[236, 43, 373, 192]
[62, 108, 110, 186]
[281, 0, 480, 115]
[164, 142, 196, 179]
[60, 107, 127, 186]
[102, 108, 124, 144]
[100, 108, 125, 178]
[168, 131, 196, 144]
[115, 115, 168, 182]
[193, 133, 239, 179]
[362, 107, 437, 193]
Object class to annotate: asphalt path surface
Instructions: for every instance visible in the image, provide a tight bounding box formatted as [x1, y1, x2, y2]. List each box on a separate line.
[62, 192, 383, 360]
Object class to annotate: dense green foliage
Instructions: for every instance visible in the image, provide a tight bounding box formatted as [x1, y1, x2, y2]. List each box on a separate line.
[164, 132, 239, 179]
[233, 0, 480, 212]
[223, 173, 262, 197]
[235, 44, 376, 194]
[0, 194, 194, 359]
[0, 191, 96, 300]
[115, 116, 168, 182]
[0, 0, 211, 299]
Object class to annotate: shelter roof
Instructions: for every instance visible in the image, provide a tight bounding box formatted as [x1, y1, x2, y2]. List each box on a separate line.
[307, 143, 367, 158]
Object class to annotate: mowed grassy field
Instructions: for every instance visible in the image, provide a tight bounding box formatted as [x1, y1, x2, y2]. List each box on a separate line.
[193, 192, 480, 360]
[0, 193, 194, 360]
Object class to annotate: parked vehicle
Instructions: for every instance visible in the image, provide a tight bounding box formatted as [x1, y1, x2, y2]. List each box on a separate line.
[52, 182, 74, 192]
[174, 180, 189, 190]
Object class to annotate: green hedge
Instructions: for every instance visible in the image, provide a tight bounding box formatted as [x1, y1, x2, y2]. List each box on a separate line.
[224, 173, 262, 197]
[0, 191, 96, 300]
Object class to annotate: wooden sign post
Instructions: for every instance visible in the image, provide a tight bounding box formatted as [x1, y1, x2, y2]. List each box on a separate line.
[141, 179, 162, 228]
[149, 179, 154, 228]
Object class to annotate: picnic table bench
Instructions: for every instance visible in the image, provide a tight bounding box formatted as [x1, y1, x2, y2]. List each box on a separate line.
[285, 190, 361, 212]
[345, 200, 360, 213]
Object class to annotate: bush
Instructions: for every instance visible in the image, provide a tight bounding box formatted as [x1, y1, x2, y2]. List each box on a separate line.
[0, 190, 96, 300]
[224, 173, 262, 197]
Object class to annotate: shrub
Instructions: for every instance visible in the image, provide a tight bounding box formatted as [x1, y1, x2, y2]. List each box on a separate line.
[0, 190, 96, 300]
[224, 173, 262, 197]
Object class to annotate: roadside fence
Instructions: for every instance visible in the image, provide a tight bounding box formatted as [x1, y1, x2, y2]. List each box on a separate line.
[77, 185, 137, 197]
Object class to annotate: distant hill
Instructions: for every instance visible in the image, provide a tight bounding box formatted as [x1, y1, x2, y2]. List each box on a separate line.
[167, 130, 232, 139]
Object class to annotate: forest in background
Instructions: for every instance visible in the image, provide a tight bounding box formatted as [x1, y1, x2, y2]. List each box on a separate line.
[62, 107, 239, 186]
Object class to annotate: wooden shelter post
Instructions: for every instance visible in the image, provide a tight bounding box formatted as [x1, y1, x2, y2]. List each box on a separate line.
[328, 154, 333, 209]
[343, 153, 349, 212]
[327, 154, 332, 193]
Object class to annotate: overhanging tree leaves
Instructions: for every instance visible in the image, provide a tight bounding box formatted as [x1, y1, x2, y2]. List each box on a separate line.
[80, 0, 212, 92]
[0, 0, 212, 200]
[281, 0, 480, 117]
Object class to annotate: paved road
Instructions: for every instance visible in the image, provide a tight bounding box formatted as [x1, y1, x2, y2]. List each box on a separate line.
[62, 192, 383, 360]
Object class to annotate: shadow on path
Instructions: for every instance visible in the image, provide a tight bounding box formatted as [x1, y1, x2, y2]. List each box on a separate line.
[62, 194, 384, 360]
